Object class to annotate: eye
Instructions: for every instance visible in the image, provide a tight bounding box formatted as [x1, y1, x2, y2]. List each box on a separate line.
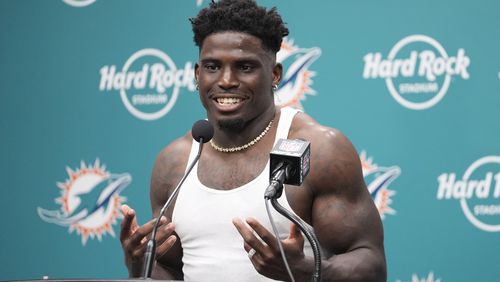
[239, 64, 254, 72]
[203, 63, 219, 72]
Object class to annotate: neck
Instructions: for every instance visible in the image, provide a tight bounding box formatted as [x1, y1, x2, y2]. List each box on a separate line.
[211, 106, 277, 148]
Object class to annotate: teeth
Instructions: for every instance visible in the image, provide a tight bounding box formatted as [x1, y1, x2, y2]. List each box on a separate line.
[216, 97, 242, 105]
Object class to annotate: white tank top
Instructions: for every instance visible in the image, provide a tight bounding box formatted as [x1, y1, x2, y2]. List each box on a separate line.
[172, 107, 311, 281]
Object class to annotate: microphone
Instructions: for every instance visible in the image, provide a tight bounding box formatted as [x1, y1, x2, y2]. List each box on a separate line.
[263, 138, 322, 282]
[265, 138, 311, 198]
[142, 119, 214, 278]
[192, 119, 215, 143]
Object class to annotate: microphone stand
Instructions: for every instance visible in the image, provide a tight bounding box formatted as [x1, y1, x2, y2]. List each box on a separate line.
[269, 198, 322, 282]
[142, 138, 206, 278]
[265, 164, 322, 282]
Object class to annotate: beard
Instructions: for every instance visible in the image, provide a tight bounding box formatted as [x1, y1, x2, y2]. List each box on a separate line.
[217, 118, 245, 132]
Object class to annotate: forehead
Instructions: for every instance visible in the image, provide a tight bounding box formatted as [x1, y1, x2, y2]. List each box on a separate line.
[199, 31, 272, 60]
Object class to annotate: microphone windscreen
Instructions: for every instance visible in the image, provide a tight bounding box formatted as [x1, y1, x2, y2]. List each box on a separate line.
[192, 120, 214, 143]
[270, 138, 311, 186]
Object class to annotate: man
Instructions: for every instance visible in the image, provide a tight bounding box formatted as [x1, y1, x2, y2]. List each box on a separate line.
[120, 0, 386, 281]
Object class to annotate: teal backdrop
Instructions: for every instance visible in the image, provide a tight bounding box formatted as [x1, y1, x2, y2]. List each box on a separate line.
[1, 0, 499, 281]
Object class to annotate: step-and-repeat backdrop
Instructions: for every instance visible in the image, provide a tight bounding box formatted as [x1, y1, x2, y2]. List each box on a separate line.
[1, 0, 499, 281]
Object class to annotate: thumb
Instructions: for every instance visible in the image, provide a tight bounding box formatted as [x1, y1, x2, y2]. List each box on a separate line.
[288, 223, 303, 241]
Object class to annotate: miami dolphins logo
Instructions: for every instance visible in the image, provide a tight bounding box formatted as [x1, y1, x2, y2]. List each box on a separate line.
[275, 38, 322, 110]
[397, 272, 442, 282]
[360, 151, 401, 219]
[37, 159, 131, 244]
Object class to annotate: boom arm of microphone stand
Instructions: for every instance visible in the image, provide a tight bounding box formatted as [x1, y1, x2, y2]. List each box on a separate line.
[265, 166, 322, 282]
[269, 197, 322, 282]
[142, 138, 205, 278]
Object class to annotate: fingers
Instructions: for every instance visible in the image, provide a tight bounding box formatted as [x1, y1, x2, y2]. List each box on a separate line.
[246, 217, 280, 251]
[234, 218, 289, 279]
[233, 218, 257, 252]
[156, 223, 177, 258]
[124, 215, 172, 259]
[119, 205, 177, 276]
[120, 204, 138, 242]
[120, 204, 168, 250]
[233, 217, 278, 255]
[129, 216, 167, 247]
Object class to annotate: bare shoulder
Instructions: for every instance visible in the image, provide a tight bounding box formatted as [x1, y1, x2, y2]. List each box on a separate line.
[289, 111, 364, 197]
[150, 132, 193, 215]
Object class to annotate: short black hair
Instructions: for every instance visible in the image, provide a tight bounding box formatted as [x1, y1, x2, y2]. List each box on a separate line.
[190, 0, 289, 53]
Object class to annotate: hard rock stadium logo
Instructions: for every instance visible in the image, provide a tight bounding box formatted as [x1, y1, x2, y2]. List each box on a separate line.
[37, 159, 131, 244]
[275, 38, 322, 110]
[99, 48, 196, 121]
[437, 155, 500, 232]
[360, 151, 401, 219]
[363, 34, 470, 110]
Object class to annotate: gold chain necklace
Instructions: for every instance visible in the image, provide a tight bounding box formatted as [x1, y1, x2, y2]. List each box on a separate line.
[210, 119, 274, 153]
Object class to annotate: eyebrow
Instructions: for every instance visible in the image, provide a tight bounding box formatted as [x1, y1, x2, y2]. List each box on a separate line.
[199, 57, 262, 64]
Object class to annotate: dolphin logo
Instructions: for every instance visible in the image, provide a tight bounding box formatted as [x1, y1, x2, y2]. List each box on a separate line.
[275, 40, 321, 109]
[364, 166, 401, 199]
[360, 151, 401, 219]
[38, 173, 131, 226]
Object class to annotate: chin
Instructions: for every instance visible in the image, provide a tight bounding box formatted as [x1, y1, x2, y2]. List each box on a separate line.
[217, 118, 245, 131]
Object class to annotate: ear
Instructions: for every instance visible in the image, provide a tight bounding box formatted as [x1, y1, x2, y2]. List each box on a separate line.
[195, 62, 200, 80]
[272, 63, 283, 87]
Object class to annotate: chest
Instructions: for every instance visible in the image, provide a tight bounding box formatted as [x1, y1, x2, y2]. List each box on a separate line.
[196, 151, 313, 224]
[197, 150, 269, 190]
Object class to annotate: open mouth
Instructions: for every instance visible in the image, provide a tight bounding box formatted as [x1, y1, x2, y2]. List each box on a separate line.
[216, 97, 243, 105]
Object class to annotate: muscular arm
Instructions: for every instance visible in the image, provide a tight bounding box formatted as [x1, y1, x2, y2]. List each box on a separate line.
[233, 113, 386, 281]
[149, 134, 192, 280]
[291, 114, 386, 281]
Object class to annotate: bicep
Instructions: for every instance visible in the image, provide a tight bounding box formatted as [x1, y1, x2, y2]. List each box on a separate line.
[308, 130, 383, 256]
[312, 186, 383, 256]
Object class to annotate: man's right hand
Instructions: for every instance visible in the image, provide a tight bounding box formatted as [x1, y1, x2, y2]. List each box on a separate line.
[119, 204, 177, 277]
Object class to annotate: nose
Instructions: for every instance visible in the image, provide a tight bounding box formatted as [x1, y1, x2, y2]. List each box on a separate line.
[218, 66, 239, 90]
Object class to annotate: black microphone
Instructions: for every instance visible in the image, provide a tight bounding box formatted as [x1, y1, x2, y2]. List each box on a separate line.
[142, 119, 214, 278]
[263, 138, 322, 282]
[192, 119, 215, 143]
[265, 138, 311, 198]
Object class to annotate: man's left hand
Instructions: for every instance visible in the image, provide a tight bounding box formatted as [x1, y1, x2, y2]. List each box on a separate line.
[233, 217, 308, 281]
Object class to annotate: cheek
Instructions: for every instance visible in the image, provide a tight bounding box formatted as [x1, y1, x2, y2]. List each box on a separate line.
[244, 73, 271, 89]
[200, 75, 220, 92]
[198, 90, 210, 109]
